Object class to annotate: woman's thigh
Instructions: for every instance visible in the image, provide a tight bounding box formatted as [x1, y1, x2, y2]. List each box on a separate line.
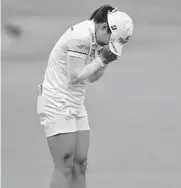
[47, 132, 76, 169]
[75, 130, 90, 162]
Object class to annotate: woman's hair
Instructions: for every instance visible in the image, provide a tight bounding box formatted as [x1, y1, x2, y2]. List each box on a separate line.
[89, 5, 114, 24]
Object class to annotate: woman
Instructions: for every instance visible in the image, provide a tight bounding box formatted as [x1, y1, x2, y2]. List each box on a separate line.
[37, 4, 133, 188]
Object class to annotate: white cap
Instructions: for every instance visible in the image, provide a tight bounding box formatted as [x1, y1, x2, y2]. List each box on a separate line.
[108, 9, 133, 56]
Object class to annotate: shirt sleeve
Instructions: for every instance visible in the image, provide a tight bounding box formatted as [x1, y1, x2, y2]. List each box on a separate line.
[67, 37, 90, 60]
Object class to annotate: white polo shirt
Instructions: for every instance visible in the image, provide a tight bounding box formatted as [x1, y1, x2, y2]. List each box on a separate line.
[42, 20, 105, 106]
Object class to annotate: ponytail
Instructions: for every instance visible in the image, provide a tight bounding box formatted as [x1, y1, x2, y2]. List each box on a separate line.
[89, 5, 114, 23]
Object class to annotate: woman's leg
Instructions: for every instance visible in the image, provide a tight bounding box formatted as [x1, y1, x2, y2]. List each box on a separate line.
[71, 130, 89, 188]
[47, 132, 76, 188]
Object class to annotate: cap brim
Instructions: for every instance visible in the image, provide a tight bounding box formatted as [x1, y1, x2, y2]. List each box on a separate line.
[108, 35, 123, 56]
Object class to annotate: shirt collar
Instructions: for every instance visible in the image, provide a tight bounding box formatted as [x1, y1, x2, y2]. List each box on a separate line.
[88, 20, 97, 44]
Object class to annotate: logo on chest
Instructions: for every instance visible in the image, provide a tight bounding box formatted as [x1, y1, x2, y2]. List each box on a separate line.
[90, 48, 102, 58]
[90, 49, 95, 58]
[97, 49, 102, 55]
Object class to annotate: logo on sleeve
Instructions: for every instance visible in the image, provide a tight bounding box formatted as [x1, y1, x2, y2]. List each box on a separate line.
[77, 44, 89, 52]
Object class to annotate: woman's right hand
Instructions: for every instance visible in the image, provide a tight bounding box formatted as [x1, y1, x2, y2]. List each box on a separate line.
[99, 45, 118, 64]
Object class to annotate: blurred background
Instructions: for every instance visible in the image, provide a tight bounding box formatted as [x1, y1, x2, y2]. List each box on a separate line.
[1, 0, 181, 188]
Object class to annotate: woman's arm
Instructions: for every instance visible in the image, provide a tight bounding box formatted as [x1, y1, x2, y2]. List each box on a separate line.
[66, 37, 116, 84]
[67, 55, 105, 84]
[88, 65, 108, 83]
[67, 36, 106, 84]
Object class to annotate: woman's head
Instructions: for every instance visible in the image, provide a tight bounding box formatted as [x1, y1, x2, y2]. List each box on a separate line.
[90, 5, 114, 46]
[90, 5, 133, 56]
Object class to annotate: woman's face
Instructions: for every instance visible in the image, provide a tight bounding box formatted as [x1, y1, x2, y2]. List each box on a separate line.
[95, 23, 111, 46]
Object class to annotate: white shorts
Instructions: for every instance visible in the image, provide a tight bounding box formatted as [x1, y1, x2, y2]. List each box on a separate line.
[37, 95, 89, 137]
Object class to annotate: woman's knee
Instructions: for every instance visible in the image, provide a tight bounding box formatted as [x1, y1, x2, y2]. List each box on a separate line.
[54, 152, 74, 176]
[73, 158, 88, 174]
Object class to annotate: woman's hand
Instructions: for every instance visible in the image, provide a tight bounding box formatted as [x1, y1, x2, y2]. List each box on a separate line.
[99, 45, 118, 64]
